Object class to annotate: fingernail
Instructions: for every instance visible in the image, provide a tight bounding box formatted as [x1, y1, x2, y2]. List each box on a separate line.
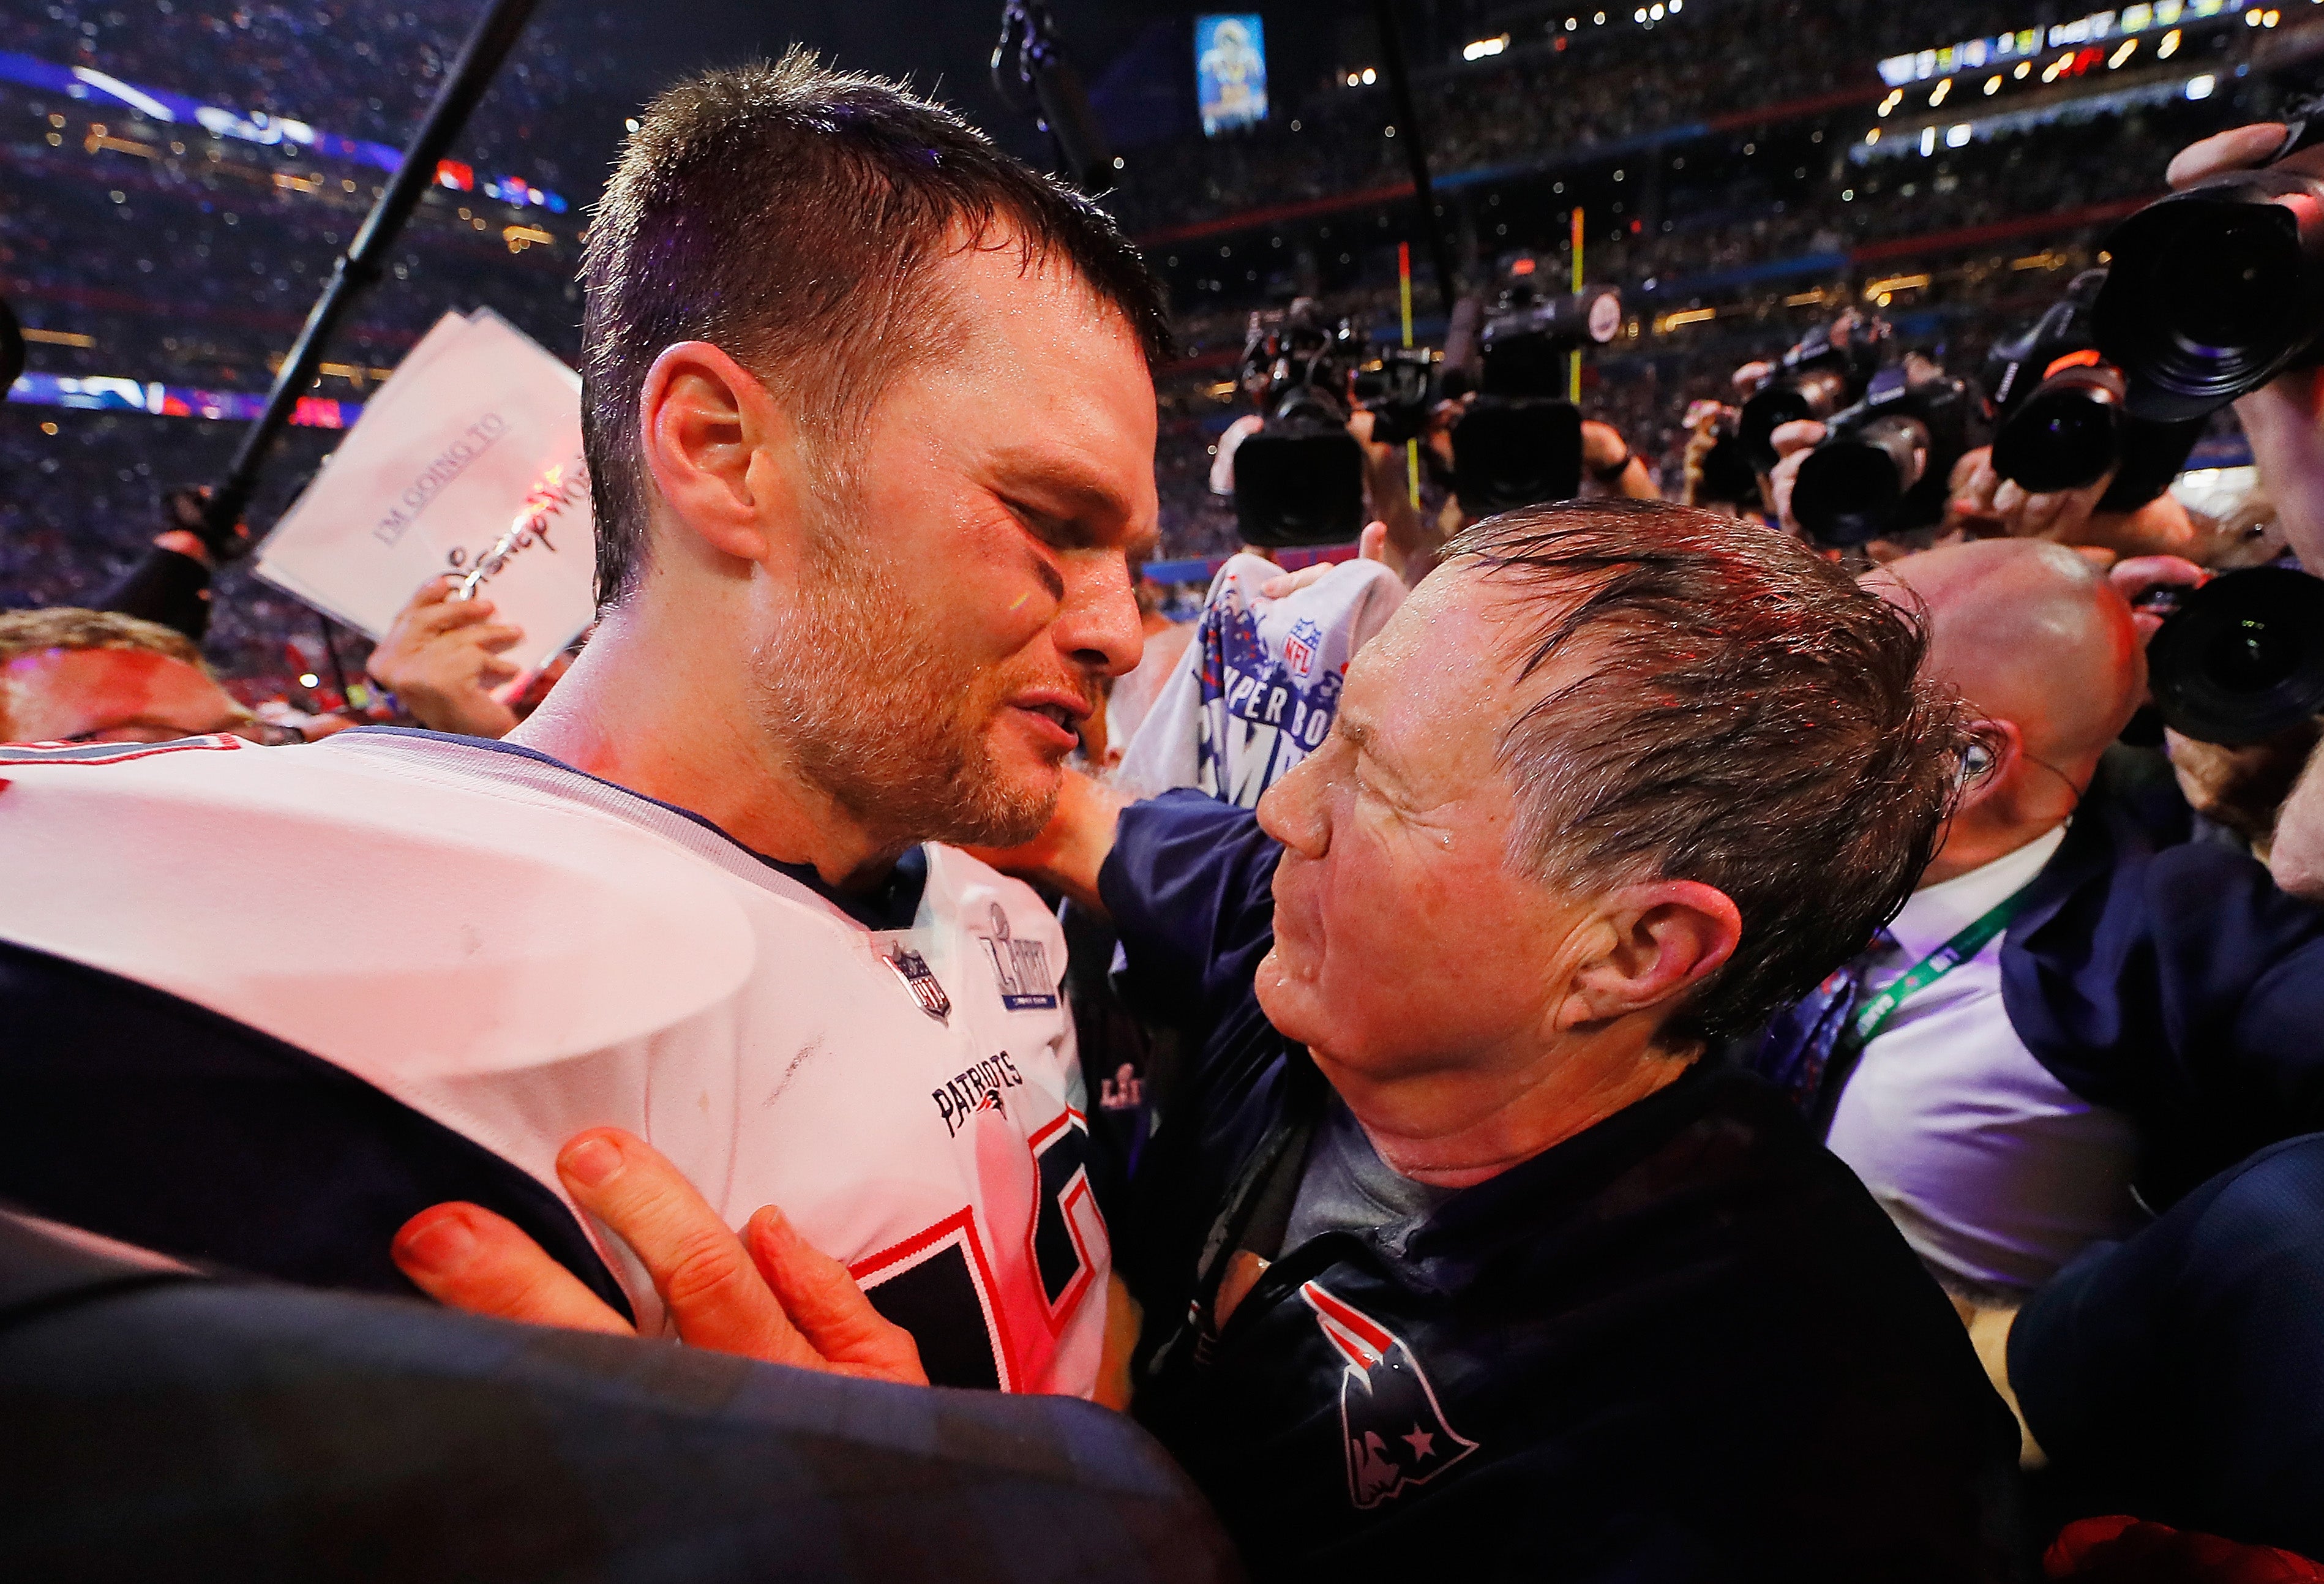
[561, 1135, 623, 1189]
[394, 1211, 476, 1275]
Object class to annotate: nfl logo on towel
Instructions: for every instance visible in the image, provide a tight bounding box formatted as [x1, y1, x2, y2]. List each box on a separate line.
[1283, 615, 1323, 680]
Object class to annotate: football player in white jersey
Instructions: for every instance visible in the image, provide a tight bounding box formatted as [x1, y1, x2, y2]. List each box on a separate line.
[0, 51, 1169, 1400]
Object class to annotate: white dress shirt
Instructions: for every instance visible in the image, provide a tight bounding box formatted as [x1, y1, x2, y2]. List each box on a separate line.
[1824, 824, 2149, 1297]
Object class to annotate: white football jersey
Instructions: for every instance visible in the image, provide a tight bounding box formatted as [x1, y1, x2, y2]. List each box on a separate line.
[0, 729, 1106, 1396]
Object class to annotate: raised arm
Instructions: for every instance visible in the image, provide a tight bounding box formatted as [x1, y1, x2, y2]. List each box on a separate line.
[965, 769, 1128, 915]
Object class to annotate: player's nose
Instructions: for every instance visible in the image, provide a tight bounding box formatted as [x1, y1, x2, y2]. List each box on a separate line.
[1052, 554, 1144, 680]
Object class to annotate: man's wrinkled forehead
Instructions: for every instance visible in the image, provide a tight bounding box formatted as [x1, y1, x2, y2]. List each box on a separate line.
[1347, 566, 1593, 775]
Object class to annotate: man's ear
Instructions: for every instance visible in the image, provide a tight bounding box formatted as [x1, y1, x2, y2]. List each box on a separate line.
[1953, 719, 2024, 814]
[1553, 880, 1742, 1034]
[637, 340, 793, 566]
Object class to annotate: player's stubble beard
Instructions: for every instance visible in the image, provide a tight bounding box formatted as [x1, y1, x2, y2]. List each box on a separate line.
[749, 492, 1075, 856]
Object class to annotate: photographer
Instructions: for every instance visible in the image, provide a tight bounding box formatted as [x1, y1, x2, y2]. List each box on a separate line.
[2154, 121, 2324, 906]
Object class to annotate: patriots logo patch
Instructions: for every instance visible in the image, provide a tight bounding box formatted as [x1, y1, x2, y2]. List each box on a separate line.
[1300, 1280, 1479, 1509]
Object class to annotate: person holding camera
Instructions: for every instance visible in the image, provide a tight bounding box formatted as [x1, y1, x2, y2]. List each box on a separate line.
[2148, 119, 2324, 908]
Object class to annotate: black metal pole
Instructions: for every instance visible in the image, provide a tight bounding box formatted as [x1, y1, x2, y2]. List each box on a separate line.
[204, 0, 544, 548]
[1368, 0, 1458, 316]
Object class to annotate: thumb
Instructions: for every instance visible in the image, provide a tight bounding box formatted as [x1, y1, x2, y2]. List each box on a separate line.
[1359, 520, 1389, 562]
[745, 1207, 929, 1385]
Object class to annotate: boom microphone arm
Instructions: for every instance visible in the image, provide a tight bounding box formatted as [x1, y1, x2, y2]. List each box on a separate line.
[203, 0, 544, 555]
[992, 0, 1114, 193]
[1369, 0, 1457, 315]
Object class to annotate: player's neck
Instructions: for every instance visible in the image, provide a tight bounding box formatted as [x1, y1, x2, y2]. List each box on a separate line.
[509, 606, 905, 893]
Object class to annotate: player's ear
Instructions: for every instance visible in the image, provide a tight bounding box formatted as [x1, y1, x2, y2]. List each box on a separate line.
[637, 341, 800, 566]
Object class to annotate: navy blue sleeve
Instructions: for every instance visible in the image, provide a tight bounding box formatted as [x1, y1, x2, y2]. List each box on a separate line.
[2006, 828, 2324, 1204]
[2009, 1133, 2324, 1559]
[1098, 788, 1284, 1036]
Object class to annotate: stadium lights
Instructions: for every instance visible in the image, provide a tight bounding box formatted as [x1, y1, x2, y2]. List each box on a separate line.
[1463, 34, 1510, 60]
[1876, 3, 2252, 90]
[2187, 72, 2217, 96]
[1929, 77, 1951, 105]
[2110, 38, 2138, 64]
[1946, 122, 1973, 146]
[1986, 74, 2003, 92]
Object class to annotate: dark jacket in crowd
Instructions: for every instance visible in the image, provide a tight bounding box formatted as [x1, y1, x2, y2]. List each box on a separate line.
[1102, 790, 2025, 1584]
[1997, 752, 2324, 1208]
[0, 1209, 1237, 1584]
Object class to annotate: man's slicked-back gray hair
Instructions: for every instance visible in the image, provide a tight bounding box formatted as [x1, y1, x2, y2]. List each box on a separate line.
[1445, 501, 1978, 1046]
[580, 50, 1171, 606]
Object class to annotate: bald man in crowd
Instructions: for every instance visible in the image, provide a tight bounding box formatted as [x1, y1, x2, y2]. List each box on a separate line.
[1748, 539, 2324, 1555]
[1756, 539, 2324, 1284]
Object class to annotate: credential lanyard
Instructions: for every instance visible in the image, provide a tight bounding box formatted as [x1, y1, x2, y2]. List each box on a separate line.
[1846, 885, 2037, 1051]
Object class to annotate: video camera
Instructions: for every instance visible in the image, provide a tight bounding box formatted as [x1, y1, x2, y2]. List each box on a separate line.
[1790, 359, 1989, 547]
[1228, 301, 1371, 547]
[1987, 269, 2202, 509]
[2094, 97, 2324, 421]
[2143, 567, 2324, 745]
[1450, 269, 1622, 516]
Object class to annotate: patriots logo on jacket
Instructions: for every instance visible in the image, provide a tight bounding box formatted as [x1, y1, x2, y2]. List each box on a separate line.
[1300, 1280, 1479, 1509]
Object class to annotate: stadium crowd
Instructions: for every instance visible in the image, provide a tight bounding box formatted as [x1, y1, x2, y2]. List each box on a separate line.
[7, 3, 2324, 1582]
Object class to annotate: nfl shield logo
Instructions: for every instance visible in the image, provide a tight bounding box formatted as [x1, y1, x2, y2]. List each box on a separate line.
[885, 946, 952, 1023]
[1283, 616, 1324, 680]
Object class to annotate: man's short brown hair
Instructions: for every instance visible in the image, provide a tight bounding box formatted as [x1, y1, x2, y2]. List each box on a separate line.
[580, 50, 1172, 605]
[0, 607, 204, 671]
[0, 607, 211, 741]
[1447, 502, 1975, 1045]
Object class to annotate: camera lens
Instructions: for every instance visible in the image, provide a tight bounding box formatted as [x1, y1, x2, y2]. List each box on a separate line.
[1993, 366, 2124, 494]
[2204, 615, 2298, 694]
[2148, 567, 2324, 745]
[1791, 415, 1925, 546]
[2096, 175, 2324, 422]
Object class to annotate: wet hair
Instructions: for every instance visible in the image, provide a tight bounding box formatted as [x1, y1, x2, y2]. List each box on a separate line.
[1446, 501, 1977, 1045]
[580, 50, 1171, 605]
